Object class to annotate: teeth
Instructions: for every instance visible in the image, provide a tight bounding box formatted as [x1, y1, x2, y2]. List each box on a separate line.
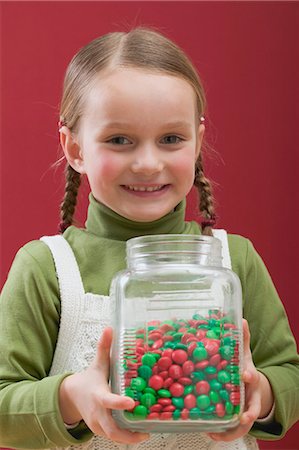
[127, 185, 164, 192]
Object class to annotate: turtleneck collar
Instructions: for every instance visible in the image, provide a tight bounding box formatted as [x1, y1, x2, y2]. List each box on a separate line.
[85, 194, 200, 241]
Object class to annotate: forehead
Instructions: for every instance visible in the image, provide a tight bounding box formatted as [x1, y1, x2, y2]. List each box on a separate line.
[83, 68, 198, 126]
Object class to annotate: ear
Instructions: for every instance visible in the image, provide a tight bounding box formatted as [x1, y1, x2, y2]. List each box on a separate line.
[195, 123, 205, 160]
[59, 127, 85, 174]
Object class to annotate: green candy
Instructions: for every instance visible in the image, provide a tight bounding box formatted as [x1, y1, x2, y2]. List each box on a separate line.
[204, 366, 217, 375]
[206, 330, 218, 339]
[138, 365, 152, 380]
[191, 371, 205, 382]
[225, 401, 234, 415]
[133, 405, 147, 418]
[173, 409, 181, 420]
[219, 345, 233, 361]
[226, 364, 239, 373]
[234, 405, 241, 414]
[184, 385, 194, 395]
[140, 393, 156, 407]
[188, 328, 197, 334]
[209, 390, 220, 404]
[172, 397, 184, 409]
[164, 341, 176, 349]
[144, 387, 156, 395]
[141, 353, 156, 367]
[173, 332, 184, 341]
[217, 370, 231, 384]
[189, 408, 201, 419]
[130, 377, 147, 392]
[231, 373, 240, 385]
[219, 389, 230, 401]
[196, 395, 211, 410]
[192, 347, 208, 361]
[125, 388, 135, 399]
[205, 405, 216, 414]
[174, 343, 188, 350]
[209, 380, 222, 391]
[157, 389, 172, 398]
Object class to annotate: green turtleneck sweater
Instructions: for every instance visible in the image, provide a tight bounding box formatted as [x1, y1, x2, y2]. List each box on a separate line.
[0, 196, 298, 448]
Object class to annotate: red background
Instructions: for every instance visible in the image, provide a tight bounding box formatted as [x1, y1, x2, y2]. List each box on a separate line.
[1, 1, 298, 448]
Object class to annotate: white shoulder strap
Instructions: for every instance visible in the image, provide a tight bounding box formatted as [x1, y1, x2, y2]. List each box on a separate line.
[40, 235, 85, 297]
[212, 229, 232, 270]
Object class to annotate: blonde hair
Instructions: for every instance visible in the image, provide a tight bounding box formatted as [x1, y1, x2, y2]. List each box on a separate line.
[59, 27, 216, 235]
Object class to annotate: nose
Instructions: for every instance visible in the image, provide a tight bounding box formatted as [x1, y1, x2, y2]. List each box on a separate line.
[131, 144, 164, 176]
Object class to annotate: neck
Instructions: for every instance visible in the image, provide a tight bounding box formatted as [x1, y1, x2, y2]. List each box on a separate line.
[85, 194, 193, 241]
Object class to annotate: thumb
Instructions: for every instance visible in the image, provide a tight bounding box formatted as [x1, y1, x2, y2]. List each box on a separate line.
[94, 327, 113, 374]
[242, 319, 251, 357]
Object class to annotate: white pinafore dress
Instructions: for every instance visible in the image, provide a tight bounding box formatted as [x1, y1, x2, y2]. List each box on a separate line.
[41, 231, 258, 450]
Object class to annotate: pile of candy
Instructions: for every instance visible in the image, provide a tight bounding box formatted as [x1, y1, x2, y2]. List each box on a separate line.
[122, 313, 241, 421]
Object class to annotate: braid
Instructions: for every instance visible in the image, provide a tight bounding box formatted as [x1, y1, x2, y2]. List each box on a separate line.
[59, 164, 81, 233]
[194, 153, 216, 236]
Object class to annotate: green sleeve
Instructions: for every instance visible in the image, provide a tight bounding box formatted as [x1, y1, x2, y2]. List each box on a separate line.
[239, 238, 299, 440]
[0, 241, 93, 448]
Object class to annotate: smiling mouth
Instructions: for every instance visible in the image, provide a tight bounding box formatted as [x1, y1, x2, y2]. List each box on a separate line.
[122, 185, 168, 192]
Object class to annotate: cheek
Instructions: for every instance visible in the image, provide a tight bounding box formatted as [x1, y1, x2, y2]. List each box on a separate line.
[91, 154, 122, 181]
[172, 152, 196, 177]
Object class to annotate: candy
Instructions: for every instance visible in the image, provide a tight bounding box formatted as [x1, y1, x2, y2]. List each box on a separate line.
[148, 375, 164, 390]
[122, 314, 241, 422]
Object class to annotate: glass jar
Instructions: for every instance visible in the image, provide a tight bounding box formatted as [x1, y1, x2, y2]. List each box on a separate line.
[110, 234, 244, 433]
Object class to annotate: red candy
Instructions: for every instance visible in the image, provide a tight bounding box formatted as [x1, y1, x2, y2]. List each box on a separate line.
[162, 349, 173, 359]
[163, 405, 176, 412]
[205, 340, 220, 356]
[158, 398, 172, 406]
[195, 380, 210, 395]
[180, 408, 189, 419]
[163, 377, 174, 388]
[184, 394, 197, 409]
[168, 364, 183, 379]
[216, 403, 225, 417]
[152, 339, 163, 349]
[195, 360, 209, 370]
[150, 404, 163, 412]
[157, 356, 172, 370]
[147, 412, 160, 419]
[172, 349, 188, 365]
[178, 377, 192, 385]
[149, 375, 164, 390]
[187, 342, 197, 357]
[182, 360, 195, 376]
[169, 382, 184, 397]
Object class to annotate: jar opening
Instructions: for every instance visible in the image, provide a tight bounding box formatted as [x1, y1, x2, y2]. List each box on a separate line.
[126, 234, 223, 268]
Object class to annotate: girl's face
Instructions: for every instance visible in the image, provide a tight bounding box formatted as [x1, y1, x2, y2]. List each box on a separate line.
[63, 68, 205, 222]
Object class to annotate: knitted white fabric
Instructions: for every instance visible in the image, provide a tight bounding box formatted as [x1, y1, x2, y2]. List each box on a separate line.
[41, 233, 258, 450]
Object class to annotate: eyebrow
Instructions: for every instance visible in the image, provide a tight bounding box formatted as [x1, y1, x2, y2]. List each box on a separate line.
[101, 121, 193, 130]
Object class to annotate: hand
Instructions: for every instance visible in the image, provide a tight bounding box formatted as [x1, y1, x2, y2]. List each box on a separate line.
[208, 319, 274, 442]
[59, 327, 150, 444]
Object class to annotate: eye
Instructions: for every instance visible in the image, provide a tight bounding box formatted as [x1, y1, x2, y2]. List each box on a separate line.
[107, 136, 131, 145]
[161, 135, 183, 145]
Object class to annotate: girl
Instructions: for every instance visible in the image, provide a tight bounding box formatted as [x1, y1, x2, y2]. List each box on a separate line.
[0, 27, 298, 450]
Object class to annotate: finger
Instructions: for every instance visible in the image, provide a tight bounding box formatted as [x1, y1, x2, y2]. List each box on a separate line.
[240, 385, 261, 425]
[242, 319, 251, 356]
[94, 327, 113, 373]
[100, 392, 135, 411]
[98, 409, 150, 444]
[208, 422, 251, 442]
